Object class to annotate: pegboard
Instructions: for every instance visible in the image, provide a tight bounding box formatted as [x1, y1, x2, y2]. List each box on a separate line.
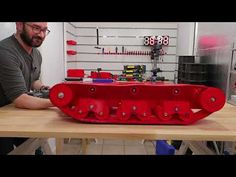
[64, 22, 178, 82]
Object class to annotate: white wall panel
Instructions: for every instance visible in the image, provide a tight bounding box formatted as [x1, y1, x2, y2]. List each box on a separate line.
[99, 29, 177, 37]
[164, 72, 176, 80]
[69, 62, 176, 72]
[67, 62, 80, 71]
[75, 36, 177, 46]
[0, 22, 15, 40]
[40, 22, 65, 86]
[75, 45, 176, 54]
[68, 54, 176, 63]
[76, 28, 177, 37]
[71, 22, 178, 28]
[177, 23, 195, 55]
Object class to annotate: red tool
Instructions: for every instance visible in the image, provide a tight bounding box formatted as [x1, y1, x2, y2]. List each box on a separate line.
[67, 40, 77, 45]
[49, 82, 225, 125]
[67, 50, 77, 55]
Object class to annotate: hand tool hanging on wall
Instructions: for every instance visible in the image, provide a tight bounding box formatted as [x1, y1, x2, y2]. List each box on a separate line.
[67, 40, 77, 45]
[66, 39, 77, 55]
[67, 50, 77, 55]
[115, 47, 118, 54]
[94, 27, 101, 49]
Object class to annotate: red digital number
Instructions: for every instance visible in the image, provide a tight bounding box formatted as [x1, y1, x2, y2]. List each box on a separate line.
[162, 35, 169, 46]
[144, 36, 169, 46]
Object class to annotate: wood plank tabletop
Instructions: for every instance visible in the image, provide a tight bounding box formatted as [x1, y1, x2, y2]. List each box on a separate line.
[0, 103, 236, 141]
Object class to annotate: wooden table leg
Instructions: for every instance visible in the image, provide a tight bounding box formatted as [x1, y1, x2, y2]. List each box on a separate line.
[56, 138, 64, 155]
[8, 138, 39, 155]
[8, 138, 53, 155]
[81, 138, 87, 154]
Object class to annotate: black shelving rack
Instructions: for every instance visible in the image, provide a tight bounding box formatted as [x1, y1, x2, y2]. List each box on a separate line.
[177, 56, 216, 86]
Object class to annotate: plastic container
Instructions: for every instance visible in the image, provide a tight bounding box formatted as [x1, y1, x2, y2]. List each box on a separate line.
[156, 140, 175, 155]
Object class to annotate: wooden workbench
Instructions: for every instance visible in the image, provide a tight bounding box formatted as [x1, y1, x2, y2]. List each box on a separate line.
[0, 103, 236, 154]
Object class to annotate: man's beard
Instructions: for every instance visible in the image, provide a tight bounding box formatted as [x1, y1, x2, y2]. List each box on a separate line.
[20, 28, 43, 48]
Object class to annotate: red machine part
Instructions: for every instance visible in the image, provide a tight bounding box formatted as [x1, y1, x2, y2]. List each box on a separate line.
[49, 82, 226, 125]
[67, 69, 85, 77]
[90, 71, 113, 79]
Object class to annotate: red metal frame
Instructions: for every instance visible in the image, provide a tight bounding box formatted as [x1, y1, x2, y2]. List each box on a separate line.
[49, 82, 226, 125]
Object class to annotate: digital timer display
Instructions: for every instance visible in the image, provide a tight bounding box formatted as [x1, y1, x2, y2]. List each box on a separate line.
[143, 36, 169, 46]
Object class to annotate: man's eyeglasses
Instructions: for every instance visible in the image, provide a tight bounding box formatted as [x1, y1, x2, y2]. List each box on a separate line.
[25, 23, 50, 36]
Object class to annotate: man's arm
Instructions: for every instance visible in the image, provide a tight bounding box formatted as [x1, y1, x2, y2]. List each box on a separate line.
[0, 47, 53, 109]
[14, 93, 54, 109]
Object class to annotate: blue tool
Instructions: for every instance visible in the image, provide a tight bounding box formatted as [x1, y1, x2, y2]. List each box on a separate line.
[92, 79, 114, 83]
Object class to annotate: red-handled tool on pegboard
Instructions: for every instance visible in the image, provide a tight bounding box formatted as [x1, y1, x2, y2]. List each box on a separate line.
[67, 50, 77, 55]
[67, 40, 77, 45]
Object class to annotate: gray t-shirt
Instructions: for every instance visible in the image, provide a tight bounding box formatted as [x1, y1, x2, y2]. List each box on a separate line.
[0, 35, 42, 107]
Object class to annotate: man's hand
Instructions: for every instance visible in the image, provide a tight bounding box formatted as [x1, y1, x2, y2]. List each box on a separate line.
[40, 85, 50, 90]
[32, 80, 50, 90]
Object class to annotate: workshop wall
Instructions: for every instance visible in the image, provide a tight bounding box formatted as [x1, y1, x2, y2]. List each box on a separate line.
[177, 23, 196, 56]
[65, 22, 178, 82]
[0, 22, 15, 40]
[40, 22, 65, 86]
